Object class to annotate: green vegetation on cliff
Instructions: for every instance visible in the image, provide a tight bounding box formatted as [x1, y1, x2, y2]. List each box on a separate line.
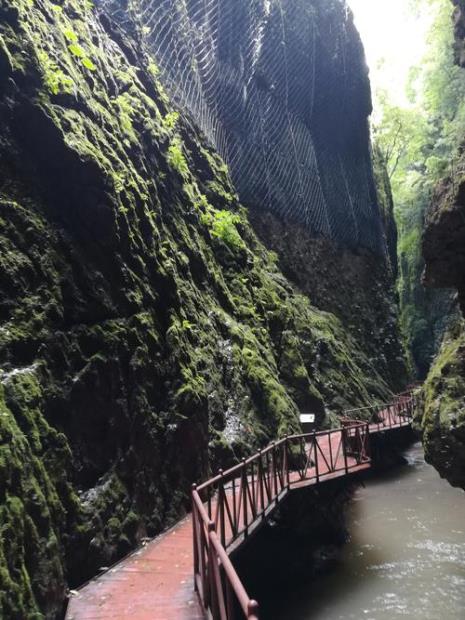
[374, 0, 464, 376]
[417, 319, 465, 488]
[415, 0, 465, 491]
[0, 0, 405, 617]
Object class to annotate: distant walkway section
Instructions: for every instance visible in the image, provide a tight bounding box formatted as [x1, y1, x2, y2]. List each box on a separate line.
[66, 391, 417, 620]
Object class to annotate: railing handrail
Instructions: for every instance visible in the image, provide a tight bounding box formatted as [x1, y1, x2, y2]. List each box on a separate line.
[345, 401, 393, 413]
[197, 421, 369, 492]
[344, 393, 413, 415]
[192, 394, 416, 620]
[209, 528, 259, 618]
[197, 437, 288, 491]
[192, 487, 261, 619]
[285, 420, 367, 441]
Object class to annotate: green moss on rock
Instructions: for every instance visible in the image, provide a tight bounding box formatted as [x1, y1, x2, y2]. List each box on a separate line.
[0, 0, 406, 617]
[417, 319, 465, 489]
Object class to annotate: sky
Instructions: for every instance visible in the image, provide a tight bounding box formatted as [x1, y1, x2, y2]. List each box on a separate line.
[348, 0, 434, 110]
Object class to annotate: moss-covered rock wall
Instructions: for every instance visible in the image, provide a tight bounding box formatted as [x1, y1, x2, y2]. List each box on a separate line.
[419, 0, 465, 490]
[0, 0, 406, 617]
[249, 211, 406, 392]
[421, 168, 465, 489]
[417, 319, 465, 488]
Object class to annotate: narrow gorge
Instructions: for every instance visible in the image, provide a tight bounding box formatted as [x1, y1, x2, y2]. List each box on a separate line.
[0, 0, 463, 619]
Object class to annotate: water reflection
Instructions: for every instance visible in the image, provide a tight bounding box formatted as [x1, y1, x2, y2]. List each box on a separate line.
[273, 443, 465, 619]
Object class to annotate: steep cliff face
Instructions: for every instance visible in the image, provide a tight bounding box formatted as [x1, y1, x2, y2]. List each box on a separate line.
[399, 187, 458, 378]
[422, 176, 465, 488]
[423, 179, 465, 313]
[100, 0, 383, 253]
[372, 144, 398, 278]
[0, 0, 405, 617]
[420, 1, 465, 489]
[249, 213, 406, 391]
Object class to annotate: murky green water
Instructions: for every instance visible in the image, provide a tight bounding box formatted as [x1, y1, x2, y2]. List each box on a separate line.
[274, 443, 465, 619]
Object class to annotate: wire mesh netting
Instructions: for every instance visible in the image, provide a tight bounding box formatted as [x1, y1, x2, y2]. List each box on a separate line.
[98, 0, 386, 253]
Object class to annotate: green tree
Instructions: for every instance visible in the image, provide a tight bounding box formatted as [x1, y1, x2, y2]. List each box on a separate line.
[375, 0, 465, 375]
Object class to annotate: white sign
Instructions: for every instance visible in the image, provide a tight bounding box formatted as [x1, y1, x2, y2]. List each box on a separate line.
[300, 414, 315, 424]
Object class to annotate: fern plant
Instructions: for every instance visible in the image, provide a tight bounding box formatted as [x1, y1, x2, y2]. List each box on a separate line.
[167, 137, 189, 177]
[37, 50, 74, 95]
[210, 210, 243, 249]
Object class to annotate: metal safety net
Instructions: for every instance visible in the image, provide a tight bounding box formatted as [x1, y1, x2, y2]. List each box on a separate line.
[98, 0, 385, 253]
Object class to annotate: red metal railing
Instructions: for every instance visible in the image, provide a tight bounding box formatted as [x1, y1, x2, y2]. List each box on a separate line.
[288, 423, 370, 486]
[192, 392, 417, 620]
[192, 491, 260, 620]
[341, 420, 371, 463]
[197, 440, 289, 552]
[344, 389, 416, 432]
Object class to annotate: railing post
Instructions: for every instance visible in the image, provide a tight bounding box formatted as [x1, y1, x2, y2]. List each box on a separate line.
[218, 469, 226, 547]
[265, 451, 272, 500]
[232, 476, 237, 536]
[192, 484, 199, 590]
[206, 520, 216, 610]
[207, 521, 218, 618]
[314, 434, 320, 483]
[365, 423, 370, 460]
[285, 436, 290, 489]
[342, 427, 349, 474]
[248, 600, 260, 619]
[299, 436, 305, 480]
[258, 450, 265, 516]
[278, 441, 285, 490]
[272, 442, 278, 499]
[328, 431, 334, 471]
[242, 458, 248, 534]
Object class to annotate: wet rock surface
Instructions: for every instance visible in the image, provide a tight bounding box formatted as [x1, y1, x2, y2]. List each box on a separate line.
[417, 320, 465, 489]
[420, 1, 465, 490]
[0, 0, 405, 617]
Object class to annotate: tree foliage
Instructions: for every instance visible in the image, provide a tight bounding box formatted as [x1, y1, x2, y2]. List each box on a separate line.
[375, 0, 465, 374]
[376, 0, 465, 204]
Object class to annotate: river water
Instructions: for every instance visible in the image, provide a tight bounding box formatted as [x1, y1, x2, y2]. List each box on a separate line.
[273, 442, 465, 620]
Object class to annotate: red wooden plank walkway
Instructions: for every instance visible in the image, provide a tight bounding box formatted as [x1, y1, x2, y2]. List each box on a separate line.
[66, 394, 415, 620]
[66, 515, 202, 620]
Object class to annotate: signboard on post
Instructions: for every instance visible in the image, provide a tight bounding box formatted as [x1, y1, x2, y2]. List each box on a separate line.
[300, 413, 316, 433]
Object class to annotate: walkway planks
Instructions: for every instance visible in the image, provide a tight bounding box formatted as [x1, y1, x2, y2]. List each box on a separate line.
[66, 398, 414, 620]
[66, 516, 203, 620]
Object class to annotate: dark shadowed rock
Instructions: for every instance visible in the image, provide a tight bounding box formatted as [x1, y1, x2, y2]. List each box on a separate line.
[0, 0, 406, 617]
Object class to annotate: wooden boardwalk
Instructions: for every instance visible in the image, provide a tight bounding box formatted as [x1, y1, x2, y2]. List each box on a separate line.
[66, 397, 415, 620]
[66, 516, 202, 620]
